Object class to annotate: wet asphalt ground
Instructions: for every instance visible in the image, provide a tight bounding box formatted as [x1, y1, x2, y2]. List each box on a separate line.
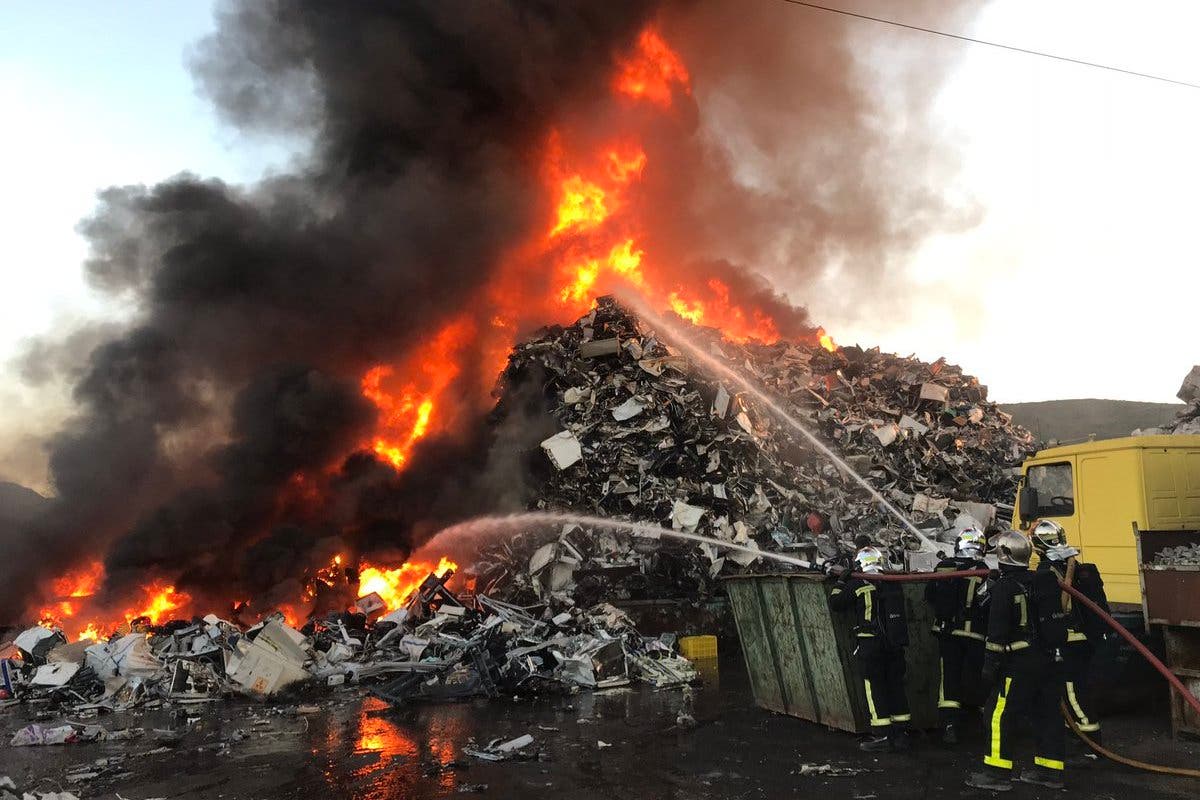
[1, 656, 1197, 799]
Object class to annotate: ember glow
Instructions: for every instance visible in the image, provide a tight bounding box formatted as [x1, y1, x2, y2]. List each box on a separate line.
[358, 556, 458, 613]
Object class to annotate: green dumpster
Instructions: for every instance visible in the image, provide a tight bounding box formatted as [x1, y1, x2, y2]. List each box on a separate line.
[724, 573, 939, 733]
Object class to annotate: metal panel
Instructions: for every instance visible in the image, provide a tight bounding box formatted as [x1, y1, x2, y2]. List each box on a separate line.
[725, 578, 786, 714]
[791, 578, 863, 730]
[726, 574, 939, 733]
[1164, 627, 1200, 737]
[757, 577, 819, 720]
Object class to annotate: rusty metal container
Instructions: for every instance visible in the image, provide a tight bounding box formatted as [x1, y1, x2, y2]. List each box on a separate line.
[723, 573, 938, 733]
[1135, 525, 1200, 737]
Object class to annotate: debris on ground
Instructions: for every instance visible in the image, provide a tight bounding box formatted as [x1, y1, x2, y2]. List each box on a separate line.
[2, 566, 699, 743]
[463, 734, 538, 762]
[0, 773, 80, 800]
[797, 762, 866, 776]
[2, 298, 1042, 766]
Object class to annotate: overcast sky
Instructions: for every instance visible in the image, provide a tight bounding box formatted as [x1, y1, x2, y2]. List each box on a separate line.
[1, 0, 1196, 459]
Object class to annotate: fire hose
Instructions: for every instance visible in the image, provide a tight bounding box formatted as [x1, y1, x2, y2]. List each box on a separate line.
[837, 567, 1200, 777]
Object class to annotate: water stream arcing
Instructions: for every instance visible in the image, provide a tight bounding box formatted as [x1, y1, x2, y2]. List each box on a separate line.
[412, 511, 815, 569]
[618, 293, 934, 550]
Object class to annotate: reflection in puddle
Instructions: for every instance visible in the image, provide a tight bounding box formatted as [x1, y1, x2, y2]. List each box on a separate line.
[321, 695, 479, 798]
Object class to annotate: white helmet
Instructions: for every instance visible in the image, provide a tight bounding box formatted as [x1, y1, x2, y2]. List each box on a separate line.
[956, 527, 986, 558]
[855, 546, 885, 574]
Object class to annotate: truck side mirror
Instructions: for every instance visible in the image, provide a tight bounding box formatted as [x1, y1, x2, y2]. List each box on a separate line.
[1018, 486, 1039, 522]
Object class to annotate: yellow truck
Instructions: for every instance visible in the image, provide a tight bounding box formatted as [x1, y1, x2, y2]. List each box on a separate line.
[1013, 435, 1200, 607]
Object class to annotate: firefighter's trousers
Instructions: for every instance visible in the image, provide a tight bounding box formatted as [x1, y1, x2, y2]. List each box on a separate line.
[1061, 641, 1101, 737]
[855, 637, 910, 730]
[936, 632, 984, 727]
[982, 649, 1065, 775]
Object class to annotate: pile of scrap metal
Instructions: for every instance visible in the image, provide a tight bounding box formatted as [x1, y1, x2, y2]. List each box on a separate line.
[1134, 365, 1200, 436]
[1, 569, 696, 718]
[496, 298, 1037, 572]
[368, 572, 697, 704]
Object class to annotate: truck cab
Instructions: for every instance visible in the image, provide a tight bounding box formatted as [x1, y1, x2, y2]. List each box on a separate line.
[1014, 435, 1200, 608]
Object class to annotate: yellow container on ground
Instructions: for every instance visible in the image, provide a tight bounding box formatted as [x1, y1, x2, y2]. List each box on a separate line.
[678, 634, 718, 660]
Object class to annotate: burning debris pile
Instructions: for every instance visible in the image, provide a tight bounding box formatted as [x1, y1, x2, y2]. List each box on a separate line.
[1, 566, 695, 733]
[497, 298, 1035, 576]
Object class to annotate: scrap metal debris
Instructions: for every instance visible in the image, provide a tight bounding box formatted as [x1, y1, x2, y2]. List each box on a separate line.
[1151, 544, 1200, 567]
[496, 298, 1036, 578]
[2, 567, 698, 750]
[1134, 365, 1200, 436]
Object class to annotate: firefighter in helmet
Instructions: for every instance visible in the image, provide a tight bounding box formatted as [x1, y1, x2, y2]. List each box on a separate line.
[925, 527, 989, 744]
[967, 531, 1068, 791]
[830, 546, 912, 751]
[1031, 518, 1112, 749]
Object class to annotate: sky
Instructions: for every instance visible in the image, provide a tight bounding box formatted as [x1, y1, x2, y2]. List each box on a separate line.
[1, 1, 1197, 487]
[814, 0, 1199, 405]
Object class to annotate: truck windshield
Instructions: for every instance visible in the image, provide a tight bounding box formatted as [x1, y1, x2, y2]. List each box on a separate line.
[1027, 462, 1075, 517]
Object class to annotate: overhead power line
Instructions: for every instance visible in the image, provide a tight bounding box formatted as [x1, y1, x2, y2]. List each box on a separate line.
[780, 0, 1200, 91]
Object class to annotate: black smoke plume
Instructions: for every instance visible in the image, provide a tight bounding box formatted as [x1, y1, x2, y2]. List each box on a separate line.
[3, 0, 661, 616]
[4, 0, 983, 620]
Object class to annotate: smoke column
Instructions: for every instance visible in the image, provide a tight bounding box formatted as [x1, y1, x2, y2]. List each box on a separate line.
[3, 0, 983, 620]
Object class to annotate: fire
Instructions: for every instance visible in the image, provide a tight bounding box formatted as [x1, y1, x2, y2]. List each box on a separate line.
[358, 556, 458, 613]
[125, 582, 191, 625]
[358, 26, 822, 479]
[363, 316, 474, 469]
[614, 29, 691, 106]
[37, 555, 194, 638]
[551, 174, 609, 236]
[30, 28, 838, 634]
[817, 327, 837, 352]
[53, 561, 102, 599]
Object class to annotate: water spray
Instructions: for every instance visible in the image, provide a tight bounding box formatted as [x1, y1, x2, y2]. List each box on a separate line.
[617, 292, 936, 550]
[413, 511, 815, 569]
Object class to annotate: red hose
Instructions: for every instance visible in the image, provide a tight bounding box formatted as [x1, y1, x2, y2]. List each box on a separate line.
[1059, 581, 1200, 719]
[837, 567, 1200, 719]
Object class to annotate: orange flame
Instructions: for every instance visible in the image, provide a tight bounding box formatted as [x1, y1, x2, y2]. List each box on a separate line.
[126, 582, 191, 625]
[614, 29, 691, 106]
[363, 316, 474, 469]
[360, 28, 802, 478]
[358, 556, 458, 613]
[817, 327, 836, 352]
[52, 561, 103, 599]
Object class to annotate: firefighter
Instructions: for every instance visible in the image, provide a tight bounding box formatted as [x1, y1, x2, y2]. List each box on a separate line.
[830, 546, 912, 751]
[966, 531, 1068, 792]
[1031, 519, 1112, 748]
[925, 527, 989, 744]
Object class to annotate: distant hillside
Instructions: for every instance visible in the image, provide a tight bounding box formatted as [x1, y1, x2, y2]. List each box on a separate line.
[0, 481, 49, 526]
[1001, 400, 1184, 444]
